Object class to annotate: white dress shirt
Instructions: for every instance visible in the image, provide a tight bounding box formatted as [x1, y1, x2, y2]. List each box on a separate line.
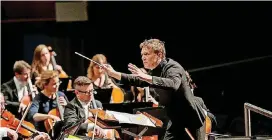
[13, 77, 28, 101]
[0, 127, 8, 139]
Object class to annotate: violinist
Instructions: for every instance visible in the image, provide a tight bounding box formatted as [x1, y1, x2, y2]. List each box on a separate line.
[63, 76, 105, 137]
[31, 44, 66, 82]
[0, 92, 51, 140]
[87, 54, 126, 103]
[0, 92, 18, 140]
[27, 70, 68, 133]
[130, 68, 159, 105]
[1, 60, 35, 119]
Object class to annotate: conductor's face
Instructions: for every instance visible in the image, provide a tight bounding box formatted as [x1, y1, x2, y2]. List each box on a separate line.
[75, 84, 94, 103]
[141, 46, 161, 70]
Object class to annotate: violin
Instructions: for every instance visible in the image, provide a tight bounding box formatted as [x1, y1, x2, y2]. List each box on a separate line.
[20, 78, 36, 112]
[87, 109, 121, 140]
[44, 92, 65, 133]
[0, 110, 39, 138]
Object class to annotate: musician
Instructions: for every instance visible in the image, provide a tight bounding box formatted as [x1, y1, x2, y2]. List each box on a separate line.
[87, 54, 126, 103]
[130, 68, 159, 105]
[27, 70, 68, 133]
[185, 71, 217, 135]
[104, 38, 206, 140]
[31, 44, 65, 82]
[1, 60, 34, 119]
[0, 92, 51, 140]
[0, 92, 19, 140]
[63, 76, 105, 137]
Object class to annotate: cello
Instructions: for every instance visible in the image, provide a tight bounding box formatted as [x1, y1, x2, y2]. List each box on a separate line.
[47, 46, 72, 91]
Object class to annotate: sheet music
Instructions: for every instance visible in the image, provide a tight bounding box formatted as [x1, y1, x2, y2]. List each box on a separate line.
[106, 110, 156, 127]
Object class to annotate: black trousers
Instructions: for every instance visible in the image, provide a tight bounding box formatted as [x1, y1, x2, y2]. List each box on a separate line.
[163, 120, 205, 140]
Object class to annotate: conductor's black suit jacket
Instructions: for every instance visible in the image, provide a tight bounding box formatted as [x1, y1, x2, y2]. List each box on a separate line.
[120, 58, 206, 139]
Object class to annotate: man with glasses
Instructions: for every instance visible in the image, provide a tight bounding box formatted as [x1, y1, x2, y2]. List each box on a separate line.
[63, 76, 105, 138]
[1, 60, 36, 119]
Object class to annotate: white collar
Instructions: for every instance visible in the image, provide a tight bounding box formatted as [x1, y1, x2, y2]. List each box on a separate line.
[13, 76, 26, 90]
[78, 99, 91, 107]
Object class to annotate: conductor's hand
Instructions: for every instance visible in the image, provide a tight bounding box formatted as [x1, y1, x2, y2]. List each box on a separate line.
[128, 63, 152, 83]
[103, 64, 116, 77]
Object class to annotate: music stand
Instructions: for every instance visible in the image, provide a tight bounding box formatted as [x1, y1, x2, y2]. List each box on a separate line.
[94, 88, 113, 103]
[105, 109, 164, 140]
[57, 118, 84, 140]
[121, 106, 167, 139]
[59, 77, 70, 92]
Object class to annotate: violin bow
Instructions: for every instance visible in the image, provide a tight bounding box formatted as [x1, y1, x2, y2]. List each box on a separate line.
[15, 102, 32, 133]
[75, 52, 107, 69]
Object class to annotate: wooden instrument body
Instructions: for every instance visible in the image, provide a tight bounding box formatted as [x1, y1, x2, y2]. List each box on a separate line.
[1, 110, 37, 138]
[111, 87, 124, 103]
[44, 108, 61, 133]
[87, 109, 121, 140]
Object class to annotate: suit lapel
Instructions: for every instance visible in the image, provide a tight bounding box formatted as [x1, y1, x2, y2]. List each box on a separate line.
[73, 98, 86, 119]
[9, 79, 19, 101]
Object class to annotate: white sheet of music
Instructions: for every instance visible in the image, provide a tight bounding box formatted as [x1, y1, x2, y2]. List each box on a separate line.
[106, 110, 156, 127]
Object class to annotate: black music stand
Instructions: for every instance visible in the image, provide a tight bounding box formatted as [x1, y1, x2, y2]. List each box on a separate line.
[59, 77, 71, 92]
[105, 108, 165, 140]
[57, 118, 84, 140]
[94, 88, 113, 104]
[124, 107, 168, 140]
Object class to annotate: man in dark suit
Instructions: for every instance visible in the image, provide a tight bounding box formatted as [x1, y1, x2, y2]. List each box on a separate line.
[105, 38, 206, 140]
[63, 76, 105, 137]
[1, 60, 33, 119]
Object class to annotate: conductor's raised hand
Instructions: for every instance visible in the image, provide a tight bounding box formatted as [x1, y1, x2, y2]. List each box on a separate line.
[128, 63, 152, 83]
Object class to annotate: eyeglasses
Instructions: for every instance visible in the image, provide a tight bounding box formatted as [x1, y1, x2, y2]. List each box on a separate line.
[54, 81, 62, 86]
[76, 89, 95, 95]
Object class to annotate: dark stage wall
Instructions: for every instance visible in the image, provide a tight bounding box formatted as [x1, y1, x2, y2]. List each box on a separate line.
[1, 1, 272, 134]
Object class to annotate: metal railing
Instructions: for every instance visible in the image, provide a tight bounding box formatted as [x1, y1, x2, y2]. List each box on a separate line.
[244, 103, 272, 136]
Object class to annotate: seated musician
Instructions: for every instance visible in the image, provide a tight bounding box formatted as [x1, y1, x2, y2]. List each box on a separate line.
[1, 60, 36, 119]
[63, 76, 105, 137]
[31, 44, 66, 82]
[87, 54, 126, 103]
[185, 71, 217, 135]
[0, 92, 51, 140]
[130, 68, 159, 105]
[27, 70, 68, 133]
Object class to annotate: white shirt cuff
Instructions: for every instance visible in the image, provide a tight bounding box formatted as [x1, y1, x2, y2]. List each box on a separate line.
[0, 127, 8, 138]
[87, 123, 95, 131]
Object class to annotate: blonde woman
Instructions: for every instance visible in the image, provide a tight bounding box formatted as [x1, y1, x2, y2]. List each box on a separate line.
[27, 70, 68, 132]
[31, 44, 66, 81]
[87, 54, 125, 103]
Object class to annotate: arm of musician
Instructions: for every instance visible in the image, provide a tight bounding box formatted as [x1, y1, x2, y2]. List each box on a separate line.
[33, 113, 60, 122]
[1, 85, 20, 108]
[120, 73, 149, 87]
[150, 65, 182, 91]
[63, 103, 89, 135]
[0, 127, 18, 140]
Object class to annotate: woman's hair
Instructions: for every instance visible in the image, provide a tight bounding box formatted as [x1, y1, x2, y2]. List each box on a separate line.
[87, 54, 107, 79]
[35, 70, 58, 90]
[31, 44, 49, 77]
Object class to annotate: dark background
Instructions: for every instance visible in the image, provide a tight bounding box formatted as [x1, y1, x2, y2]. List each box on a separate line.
[1, 1, 272, 135]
